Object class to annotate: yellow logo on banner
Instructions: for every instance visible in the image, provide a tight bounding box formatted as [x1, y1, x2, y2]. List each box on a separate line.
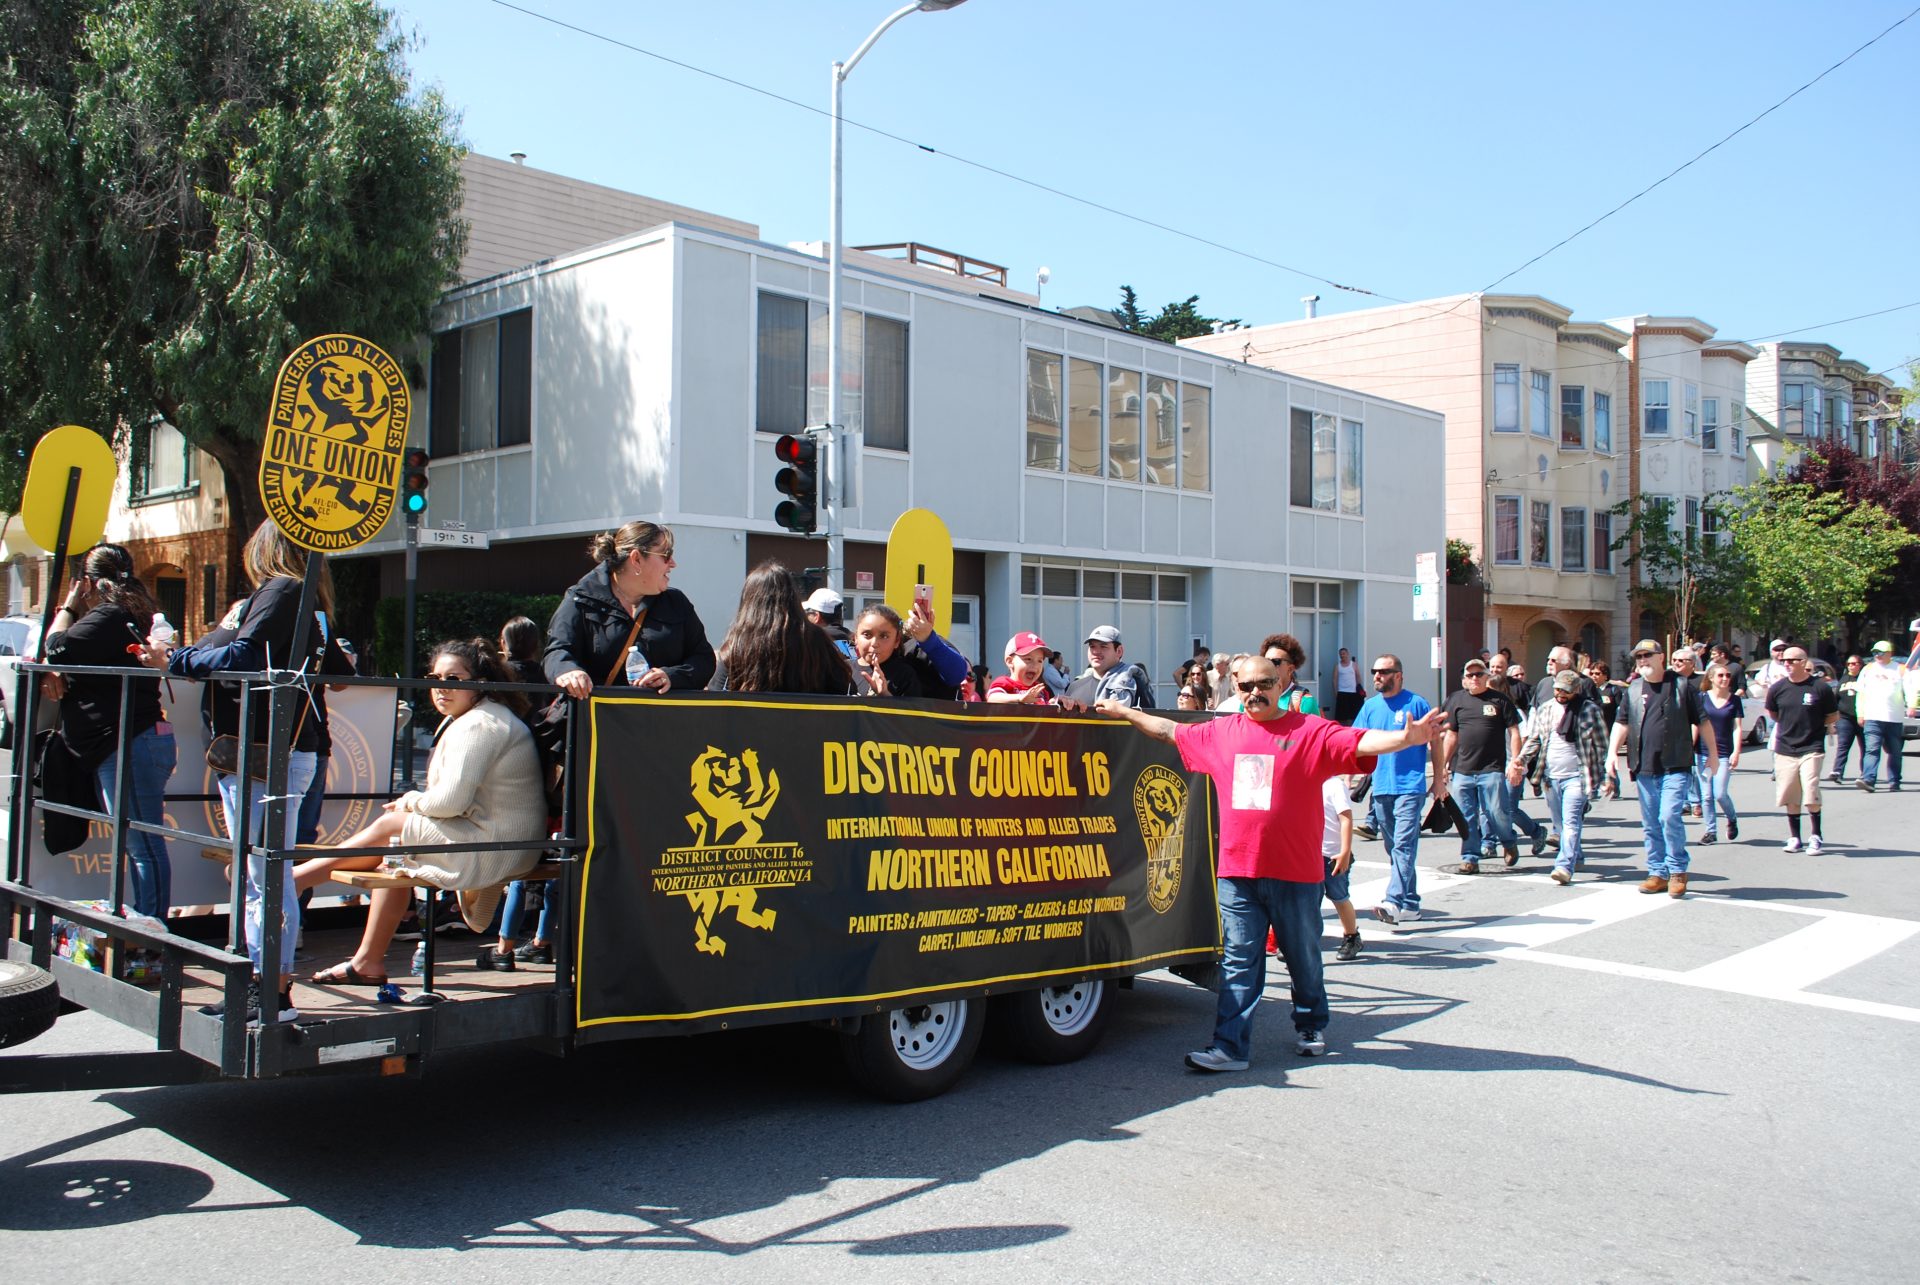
[655, 747, 813, 957]
[258, 334, 410, 552]
[1132, 765, 1188, 914]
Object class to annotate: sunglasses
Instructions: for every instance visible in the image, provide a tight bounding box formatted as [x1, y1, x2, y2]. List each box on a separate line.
[1236, 678, 1279, 693]
[1371, 667, 1400, 675]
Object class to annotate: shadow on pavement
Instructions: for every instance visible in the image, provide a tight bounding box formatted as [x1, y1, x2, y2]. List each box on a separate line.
[0, 962, 1702, 1252]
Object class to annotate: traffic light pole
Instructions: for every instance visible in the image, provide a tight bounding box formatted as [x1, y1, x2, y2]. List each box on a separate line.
[822, 426, 843, 592]
[399, 514, 419, 791]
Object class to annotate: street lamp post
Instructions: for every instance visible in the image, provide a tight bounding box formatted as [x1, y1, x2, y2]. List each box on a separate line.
[827, 0, 968, 592]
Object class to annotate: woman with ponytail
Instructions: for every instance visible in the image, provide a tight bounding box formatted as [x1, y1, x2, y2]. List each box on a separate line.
[296, 636, 545, 986]
[43, 543, 176, 918]
[544, 521, 715, 698]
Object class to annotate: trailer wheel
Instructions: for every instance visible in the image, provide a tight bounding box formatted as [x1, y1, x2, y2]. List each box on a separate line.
[0, 959, 60, 1050]
[840, 998, 983, 1102]
[993, 979, 1113, 1065]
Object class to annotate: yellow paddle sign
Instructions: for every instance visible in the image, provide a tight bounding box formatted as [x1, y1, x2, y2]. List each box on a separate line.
[258, 334, 411, 552]
[884, 508, 953, 628]
[21, 424, 116, 552]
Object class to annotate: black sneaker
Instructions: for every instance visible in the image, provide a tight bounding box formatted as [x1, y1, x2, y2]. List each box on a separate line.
[476, 947, 516, 971]
[1728, 818, 1738, 840]
[198, 979, 298, 1024]
[1858, 780, 1876, 793]
[1295, 1029, 1327, 1057]
[513, 942, 555, 964]
[1530, 832, 1547, 857]
[1335, 933, 1363, 961]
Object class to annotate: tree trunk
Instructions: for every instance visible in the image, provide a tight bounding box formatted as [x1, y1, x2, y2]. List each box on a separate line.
[190, 424, 265, 604]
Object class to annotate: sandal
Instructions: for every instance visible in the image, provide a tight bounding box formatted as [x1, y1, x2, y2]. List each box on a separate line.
[312, 961, 388, 987]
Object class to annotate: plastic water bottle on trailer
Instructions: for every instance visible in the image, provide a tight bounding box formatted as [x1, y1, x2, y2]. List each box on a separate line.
[147, 612, 175, 650]
[624, 644, 650, 686]
[411, 941, 427, 977]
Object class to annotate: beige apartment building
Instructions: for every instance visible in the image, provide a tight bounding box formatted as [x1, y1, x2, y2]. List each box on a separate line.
[1183, 293, 1630, 673]
[1745, 341, 1911, 471]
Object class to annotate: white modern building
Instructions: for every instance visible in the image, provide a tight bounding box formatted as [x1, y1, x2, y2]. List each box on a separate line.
[358, 217, 1447, 704]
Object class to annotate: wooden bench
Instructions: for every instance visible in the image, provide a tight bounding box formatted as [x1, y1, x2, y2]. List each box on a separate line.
[327, 861, 568, 996]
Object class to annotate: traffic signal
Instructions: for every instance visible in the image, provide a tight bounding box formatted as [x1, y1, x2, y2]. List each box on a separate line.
[402, 447, 430, 524]
[774, 433, 819, 534]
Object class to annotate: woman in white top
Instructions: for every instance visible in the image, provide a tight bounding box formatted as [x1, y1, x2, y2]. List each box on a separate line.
[1334, 647, 1364, 723]
[298, 637, 546, 986]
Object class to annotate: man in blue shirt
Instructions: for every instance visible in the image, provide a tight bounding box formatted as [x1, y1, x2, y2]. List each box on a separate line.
[1353, 653, 1435, 924]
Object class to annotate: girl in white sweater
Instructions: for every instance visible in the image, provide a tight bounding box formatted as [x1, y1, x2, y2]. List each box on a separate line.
[299, 638, 546, 986]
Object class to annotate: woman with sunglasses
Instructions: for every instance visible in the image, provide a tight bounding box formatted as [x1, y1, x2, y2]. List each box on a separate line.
[545, 521, 715, 699]
[1697, 662, 1744, 842]
[297, 637, 547, 985]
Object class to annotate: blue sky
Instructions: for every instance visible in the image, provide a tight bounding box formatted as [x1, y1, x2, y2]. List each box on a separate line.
[391, 0, 1919, 380]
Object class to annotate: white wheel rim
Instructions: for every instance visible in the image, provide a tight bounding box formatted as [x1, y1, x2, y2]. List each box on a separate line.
[888, 1000, 968, 1070]
[1036, 979, 1103, 1037]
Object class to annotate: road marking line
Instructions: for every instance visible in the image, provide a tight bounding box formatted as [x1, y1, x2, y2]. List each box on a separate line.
[1682, 913, 1920, 994]
[1409, 884, 1673, 951]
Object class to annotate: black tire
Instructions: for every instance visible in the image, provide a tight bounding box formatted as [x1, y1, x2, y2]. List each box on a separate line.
[0, 959, 60, 1050]
[839, 997, 984, 1102]
[992, 978, 1113, 1065]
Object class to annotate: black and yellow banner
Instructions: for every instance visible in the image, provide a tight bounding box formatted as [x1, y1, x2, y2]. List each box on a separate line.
[576, 696, 1219, 1037]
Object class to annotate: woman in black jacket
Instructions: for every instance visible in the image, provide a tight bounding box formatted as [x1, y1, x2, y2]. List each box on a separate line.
[43, 544, 175, 918]
[544, 521, 716, 696]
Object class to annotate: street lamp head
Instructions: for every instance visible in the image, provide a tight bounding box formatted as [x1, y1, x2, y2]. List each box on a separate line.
[917, 0, 969, 9]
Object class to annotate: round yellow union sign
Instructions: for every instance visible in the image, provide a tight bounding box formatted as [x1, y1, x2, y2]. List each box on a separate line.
[258, 334, 411, 552]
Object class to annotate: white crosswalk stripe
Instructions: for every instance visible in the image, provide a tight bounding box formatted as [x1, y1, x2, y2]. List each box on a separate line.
[1333, 860, 1920, 1024]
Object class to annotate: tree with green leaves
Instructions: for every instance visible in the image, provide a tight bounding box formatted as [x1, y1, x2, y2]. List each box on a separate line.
[0, 0, 466, 550]
[1609, 494, 1751, 643]
[1115, 286, 1239, 344]
[1715, 476, 1916, 643]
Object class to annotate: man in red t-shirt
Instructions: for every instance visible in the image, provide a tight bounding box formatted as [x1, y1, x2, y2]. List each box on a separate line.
[1100, 654, 1444, 1071]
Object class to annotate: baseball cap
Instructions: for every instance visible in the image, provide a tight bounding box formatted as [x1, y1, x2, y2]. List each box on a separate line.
[1005, 631, 1048, 658]
[1553, 671, 1581, 693]
[1631, 638, 1662, 657]
[1871, 640, 1894, 654]
[801, 588, 843, 614]
[1770, 638, 1787, 650]
[1462, 659, 1488, 675]
[1085, 625, 1122, 645]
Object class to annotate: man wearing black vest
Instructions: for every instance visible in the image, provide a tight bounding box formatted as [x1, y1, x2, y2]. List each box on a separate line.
[1607, 638, 1716, 898]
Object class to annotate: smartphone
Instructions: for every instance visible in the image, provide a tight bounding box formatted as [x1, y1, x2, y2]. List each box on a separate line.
[913, 583, 932, 617]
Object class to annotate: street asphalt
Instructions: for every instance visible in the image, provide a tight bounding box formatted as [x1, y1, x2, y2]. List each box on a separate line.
[3, 743, 1916, 1283]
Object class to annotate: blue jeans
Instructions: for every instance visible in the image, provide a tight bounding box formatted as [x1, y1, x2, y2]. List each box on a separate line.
[1700, 752, 1736, 836]
[1861, 721, 1904, 786]
[1502, 776, 1546, 840]
[1635, 770, 1691, 876]
[500, 879, 557, 944]
[95, 723, 178, 920]
[217, 750, 317, 978]
[1831, 720, 1860, 780]
[1452, 770, 1515, 860]
[1547, 775, 1587, 873]
[296, 751, 330, 846]
[1213, 877, 1329, 1059]
[1372, 791, 1424, 912]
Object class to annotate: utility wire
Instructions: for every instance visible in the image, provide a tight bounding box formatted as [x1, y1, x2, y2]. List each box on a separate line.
[1478, 4, 1920, 292]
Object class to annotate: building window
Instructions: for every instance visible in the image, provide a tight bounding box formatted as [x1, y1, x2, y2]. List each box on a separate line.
[1561, 506, 1587, 571]
[1493, 365, 1520, 432]
[1643, 380, 1669, 436]
[1781, 383, 1805, 436]
[1702, 505, 1721, 550]
[1684, 497, 1700, 551]
[1702, 397, 1719, 452]
[130, 419, 196, 499]
[1494, 495, 1521, 564]
[1068, 358, 1102, 476]
[1730, 402, 1744, 457]
[754, 291, 909, 450]
[1594, 392, 1612, 453]
[1836, 396, 1854, 448]
[1106, 367, 1142, 481]
[1289, 408, 1361, 514]
[1560, 386, 1585, 449]
[1593, 509, 1614, 574]
[1181, 383, 1211, 492]
[1530, 371, 1552, 438]
[1684, 383, 1699, 440]
[1530, 500, 1553, 566]
[1025, 351, 1063, 469]
[432, 309, 532, 456]
[1144, 375, 1177, 486]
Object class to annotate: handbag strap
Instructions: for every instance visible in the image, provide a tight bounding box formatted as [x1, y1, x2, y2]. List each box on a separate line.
[602, 605, 648, 686]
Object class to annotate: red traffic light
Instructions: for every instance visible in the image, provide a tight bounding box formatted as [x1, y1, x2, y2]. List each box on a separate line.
[775, 434, 816, 467]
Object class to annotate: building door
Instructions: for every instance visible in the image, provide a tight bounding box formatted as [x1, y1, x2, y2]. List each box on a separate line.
[153, 574, 187, 635]
[1291, 578, 1351, 707]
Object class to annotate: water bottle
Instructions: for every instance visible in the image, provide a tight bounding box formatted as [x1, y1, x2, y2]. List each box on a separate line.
[410, 941, 427, 976]
[148, 612, 175, 650]
[624, 645, 650, 686]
